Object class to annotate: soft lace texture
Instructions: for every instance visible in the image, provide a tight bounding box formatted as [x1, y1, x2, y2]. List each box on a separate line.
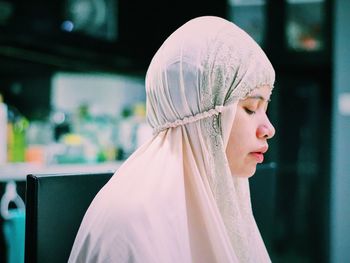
[69, 16, 275, 263]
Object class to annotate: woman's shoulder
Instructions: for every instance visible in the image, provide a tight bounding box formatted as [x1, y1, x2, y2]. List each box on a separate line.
[85, 173, 166, 226]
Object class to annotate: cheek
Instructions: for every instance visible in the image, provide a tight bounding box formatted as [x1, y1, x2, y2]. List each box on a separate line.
[225, 110, 257, 177]
[226, 124, 245, 168]
[226, 129, 241, 156]
[229, 112, 251, 141]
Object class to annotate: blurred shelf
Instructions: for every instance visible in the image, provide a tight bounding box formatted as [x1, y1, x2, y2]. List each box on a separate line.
[286, 0, 324, 4]
[229, 0, 265, 6]
[0, 161, 122, 182]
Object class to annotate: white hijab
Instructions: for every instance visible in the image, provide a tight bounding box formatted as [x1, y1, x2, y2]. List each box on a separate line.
[69, 16, 275, 263]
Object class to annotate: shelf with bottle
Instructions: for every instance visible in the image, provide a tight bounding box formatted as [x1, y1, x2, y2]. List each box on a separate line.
[227, 0, 267, 47]
[264, 0, 331, 69]
[285, 0, 326, 52]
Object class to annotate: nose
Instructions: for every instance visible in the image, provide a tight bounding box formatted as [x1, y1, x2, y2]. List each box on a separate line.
[257, 117, 275, 139]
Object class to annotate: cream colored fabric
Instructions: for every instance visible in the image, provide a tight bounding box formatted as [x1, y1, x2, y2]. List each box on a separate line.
[69, 16, 275, 263]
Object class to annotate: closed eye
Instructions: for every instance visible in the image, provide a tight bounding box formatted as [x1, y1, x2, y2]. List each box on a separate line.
[244, 108, 255, 115]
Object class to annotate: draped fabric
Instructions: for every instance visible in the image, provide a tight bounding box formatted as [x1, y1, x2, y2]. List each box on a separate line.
[69, 16, 275, 263]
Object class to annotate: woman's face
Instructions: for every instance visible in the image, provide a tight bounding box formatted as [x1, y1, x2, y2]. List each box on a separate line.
[226, 85, 275, 177]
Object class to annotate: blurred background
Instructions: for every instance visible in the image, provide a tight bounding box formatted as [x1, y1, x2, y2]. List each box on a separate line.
[0, 0, 349, 262]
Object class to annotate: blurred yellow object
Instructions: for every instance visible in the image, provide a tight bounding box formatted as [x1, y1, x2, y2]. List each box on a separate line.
[7, 117, 29, 163]
[62, 134, 83, 145]
[133, 103, 146, 117]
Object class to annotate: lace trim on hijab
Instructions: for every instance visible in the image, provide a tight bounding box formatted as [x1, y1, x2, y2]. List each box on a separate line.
[153, 105, 226, 134]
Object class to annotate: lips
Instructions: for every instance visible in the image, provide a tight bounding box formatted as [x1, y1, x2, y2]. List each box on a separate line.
[250, 145, 268, 163]
[250, 152, 264, 163]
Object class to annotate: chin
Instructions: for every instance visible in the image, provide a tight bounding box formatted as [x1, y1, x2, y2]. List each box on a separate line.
[230, 164, 257, 178]
[243, 166, 257, 178]
[233, 168, 256, 178]
[249, 166, 257, 177]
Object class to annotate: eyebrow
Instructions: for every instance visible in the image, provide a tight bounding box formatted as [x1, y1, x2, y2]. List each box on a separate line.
[246, 95, 271, 102]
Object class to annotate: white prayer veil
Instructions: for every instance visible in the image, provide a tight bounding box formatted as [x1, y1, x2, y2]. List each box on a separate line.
[69, 16, 275, 263]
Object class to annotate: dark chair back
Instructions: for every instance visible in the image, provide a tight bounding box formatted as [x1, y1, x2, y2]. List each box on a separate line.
[24, 164, 276, 263]
[25, 171, 113, 263]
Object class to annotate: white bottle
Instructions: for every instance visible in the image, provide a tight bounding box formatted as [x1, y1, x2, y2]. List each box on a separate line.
[0, 93, 8, 165]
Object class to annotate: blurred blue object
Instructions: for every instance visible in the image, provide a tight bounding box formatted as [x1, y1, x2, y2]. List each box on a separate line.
[1, 181, 25, 263]
[3, 209, 25, 263]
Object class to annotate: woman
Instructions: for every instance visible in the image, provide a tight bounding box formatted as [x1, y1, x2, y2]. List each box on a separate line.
[69, 16, 275, 263]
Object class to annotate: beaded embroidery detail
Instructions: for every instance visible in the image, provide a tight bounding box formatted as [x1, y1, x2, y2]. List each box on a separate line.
[153, 105, 226, 134]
